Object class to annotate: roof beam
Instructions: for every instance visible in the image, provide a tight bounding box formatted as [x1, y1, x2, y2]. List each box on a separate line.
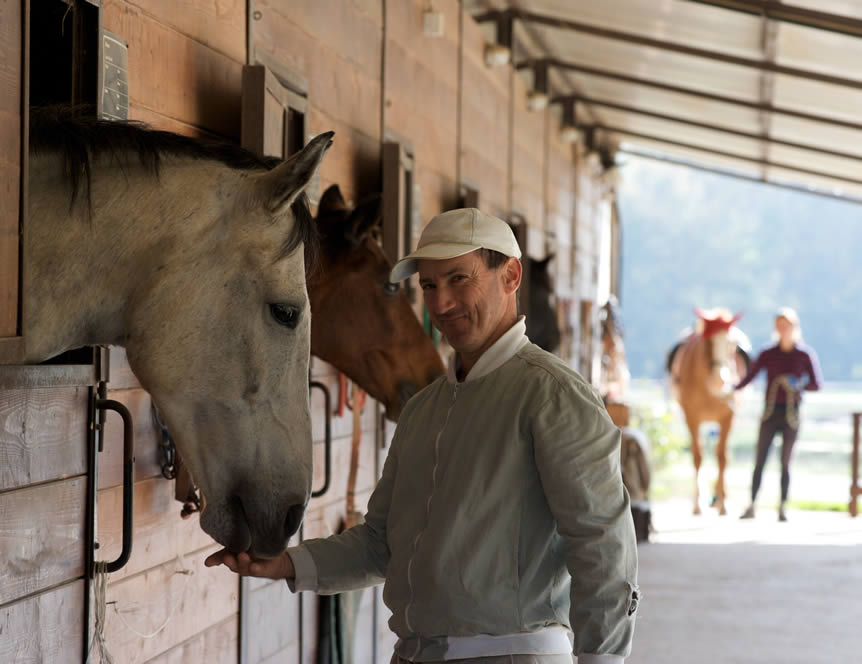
[596, 124, 862, 189]
[619, 147, 862, 206]
[680, 0, 862, 39]
[531, 59, 862, 134]
[556, 94, 862, 162]
[477, 9, 862, 90]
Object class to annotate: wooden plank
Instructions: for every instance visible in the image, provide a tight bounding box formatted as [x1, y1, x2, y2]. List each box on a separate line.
[106, 345, 141, 390]
[0, 363, 96, 389]
[0, 0, 22, 340]
[253, 1, 382, 143]
[129, 104, 223, 140]
[96, 476, 216, 583]
[102, 545, 239, 663]
[98, 388, 161, 490]
[110, 0, 246, 64]
[0, 478, 86, 605]
[0, 580, 85, 663]
[255, 0, 382, 84]
[103, 0, 244, 139]
[145, 615, 238, 664]
[307, 107, 383, 216]
[243, 576, 300, 663]
[0, 386, 89, 491]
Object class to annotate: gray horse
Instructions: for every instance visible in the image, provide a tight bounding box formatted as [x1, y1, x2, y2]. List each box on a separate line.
[26, 107, 332, 557]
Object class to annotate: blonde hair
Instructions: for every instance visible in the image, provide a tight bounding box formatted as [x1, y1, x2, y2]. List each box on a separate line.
[774, 306, 802, 343]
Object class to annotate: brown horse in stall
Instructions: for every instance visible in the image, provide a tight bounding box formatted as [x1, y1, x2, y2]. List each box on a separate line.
[599, 295, 630, 403]
[524, 255, 561, 354]
[309, 185, 444, 421]
[668, 309, 751, 515]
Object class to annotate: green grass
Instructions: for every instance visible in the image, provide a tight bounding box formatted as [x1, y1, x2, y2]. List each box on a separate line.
[785, 499, 849, 513]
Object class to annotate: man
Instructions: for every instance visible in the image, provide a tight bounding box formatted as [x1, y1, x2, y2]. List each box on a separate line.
[206, 208, 639, 663]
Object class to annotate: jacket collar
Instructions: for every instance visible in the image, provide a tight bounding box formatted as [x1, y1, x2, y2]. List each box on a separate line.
[447, 316, 530, 384]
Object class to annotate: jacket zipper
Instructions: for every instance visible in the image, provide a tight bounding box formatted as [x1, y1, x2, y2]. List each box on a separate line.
[404, 382, 459, 654]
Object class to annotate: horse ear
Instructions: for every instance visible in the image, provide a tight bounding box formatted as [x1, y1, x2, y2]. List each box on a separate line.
[694, 307, 707, 320]
[346, 194, 382, 244]
[538, 254, 554, 269]
[259, 132, 334, 215]
[318, 184, 348, 216]
[730, 310, 744, 325]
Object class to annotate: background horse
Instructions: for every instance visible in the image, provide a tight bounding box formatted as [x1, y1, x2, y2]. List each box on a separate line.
[668, 308, 751, 514]
[599, 295, 630, 402]
[524, 255, 561, 354]
[310, 185, 444, 420]
[26, 107, 331, 557]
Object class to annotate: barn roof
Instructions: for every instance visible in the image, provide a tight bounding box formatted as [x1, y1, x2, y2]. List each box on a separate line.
[465, 0, 862, 204]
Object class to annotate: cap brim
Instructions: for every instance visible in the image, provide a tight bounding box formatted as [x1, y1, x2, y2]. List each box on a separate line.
[389, 243, 480, 282]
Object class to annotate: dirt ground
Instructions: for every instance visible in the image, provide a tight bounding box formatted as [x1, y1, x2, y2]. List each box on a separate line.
[625, 500, 862, 664]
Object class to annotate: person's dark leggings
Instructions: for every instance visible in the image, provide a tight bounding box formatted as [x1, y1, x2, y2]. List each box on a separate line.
[751, 404, 799, 503]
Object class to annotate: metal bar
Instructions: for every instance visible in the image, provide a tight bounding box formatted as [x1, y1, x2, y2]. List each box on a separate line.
[95, 397, 135, 573]
[617, 146, 862, 205]
[544, 60, 862, 134]
[599, 124, 862, 188]
[851, 412, 860, 517]
[482, 9, 862, 90]
[310, 380, 332, 498]
[681, 0, 862, 39]
[564, 94, 862, 162]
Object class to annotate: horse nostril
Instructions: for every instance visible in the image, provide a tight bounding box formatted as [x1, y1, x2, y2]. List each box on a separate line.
[284, 504, 306, 539]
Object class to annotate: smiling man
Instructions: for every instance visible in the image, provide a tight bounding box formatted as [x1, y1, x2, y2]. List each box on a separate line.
[206, 208, 639, 663]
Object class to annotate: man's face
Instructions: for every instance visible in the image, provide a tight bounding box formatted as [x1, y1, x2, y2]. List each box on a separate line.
[418, 252, 511, 355]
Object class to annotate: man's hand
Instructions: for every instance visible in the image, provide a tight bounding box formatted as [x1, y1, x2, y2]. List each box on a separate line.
[204, 549, 295, 580]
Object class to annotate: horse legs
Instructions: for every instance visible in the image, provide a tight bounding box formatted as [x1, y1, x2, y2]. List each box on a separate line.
[685, 413, 703, 515]
[714, 412, 733, 516]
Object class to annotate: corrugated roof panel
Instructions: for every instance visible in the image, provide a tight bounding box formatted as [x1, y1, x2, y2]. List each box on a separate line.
[530, 24, 763, 100]
[767, 145, 862, 183]
[524, 0, 764, 58]
[767, 166, 862, 200]
[775, 23, 862, 78]
[785, 0, 862, 17]
[772, 74, 862, 125]
[770, 115, 862, 159]
[615, 135, 766, 175]
[561, 72, 764, 132]
[597, 108, 765, 159]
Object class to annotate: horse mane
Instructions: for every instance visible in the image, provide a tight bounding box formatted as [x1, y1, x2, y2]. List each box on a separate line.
[29, 105, 317, 267]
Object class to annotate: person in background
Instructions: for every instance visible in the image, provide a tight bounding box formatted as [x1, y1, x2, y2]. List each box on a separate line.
[737, 307, 823, 522]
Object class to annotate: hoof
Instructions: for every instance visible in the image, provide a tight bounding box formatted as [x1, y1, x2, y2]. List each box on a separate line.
[693, 504, 701, 515]
[718, 505, 727, 516]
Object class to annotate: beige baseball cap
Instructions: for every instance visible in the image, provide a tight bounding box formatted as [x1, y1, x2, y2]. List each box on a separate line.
[389, 208, 522, 283]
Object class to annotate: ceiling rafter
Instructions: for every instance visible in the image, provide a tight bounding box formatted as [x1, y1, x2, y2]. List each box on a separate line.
[597, 124, 862, 188]
[533, 59, 862, 133]
[680, 0, 862, 39]
[619, 147, 862, 205]
[555, 94, 862, 163]
[476, 9, 862, 91]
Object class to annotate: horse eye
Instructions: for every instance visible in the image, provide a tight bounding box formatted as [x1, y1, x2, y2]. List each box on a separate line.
[384, 282, 399, 295]
[269, 303, 301, 329]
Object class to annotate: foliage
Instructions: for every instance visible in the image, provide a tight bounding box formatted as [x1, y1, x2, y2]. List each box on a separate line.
[628, 402, 689, 472]
[617, 158, 862, 381]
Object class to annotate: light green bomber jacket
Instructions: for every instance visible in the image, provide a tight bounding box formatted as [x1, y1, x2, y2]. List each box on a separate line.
[289, 318, 639, 662]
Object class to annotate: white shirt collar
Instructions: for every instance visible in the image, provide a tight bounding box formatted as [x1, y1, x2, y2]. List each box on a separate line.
[447, 316, 530, 384]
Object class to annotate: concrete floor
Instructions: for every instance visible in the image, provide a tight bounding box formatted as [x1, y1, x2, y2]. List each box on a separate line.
[626, 501, 862, 664]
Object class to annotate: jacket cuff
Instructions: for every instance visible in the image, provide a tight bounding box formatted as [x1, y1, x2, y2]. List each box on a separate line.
[577, 655, 624, 664]
[285, 545, 318, 592]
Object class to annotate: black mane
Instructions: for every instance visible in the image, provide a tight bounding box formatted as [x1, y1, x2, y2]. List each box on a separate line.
[30, 105, 316, 265]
